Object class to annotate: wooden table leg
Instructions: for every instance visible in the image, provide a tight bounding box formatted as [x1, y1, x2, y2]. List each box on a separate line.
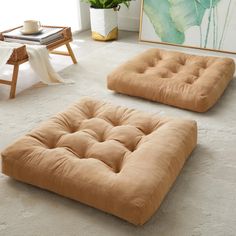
[65, 42, 77, 64]
[9, 63, 19, 99]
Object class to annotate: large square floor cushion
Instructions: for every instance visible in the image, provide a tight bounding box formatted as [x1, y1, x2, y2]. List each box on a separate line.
[107, 48, 235, 112]
[1, 98, 197, 225]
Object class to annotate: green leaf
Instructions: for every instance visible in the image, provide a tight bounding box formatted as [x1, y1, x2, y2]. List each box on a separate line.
[144, 0, 185, 44]
[81, 0, 131, 8]
[169, 0, 221, 32]
[143, 0, 221, 44]
[105, 0, 115, 8]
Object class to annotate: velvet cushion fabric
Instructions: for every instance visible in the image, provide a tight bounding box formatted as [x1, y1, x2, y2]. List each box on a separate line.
[1, 98, 197, 225]
[107, 48, 235, 112]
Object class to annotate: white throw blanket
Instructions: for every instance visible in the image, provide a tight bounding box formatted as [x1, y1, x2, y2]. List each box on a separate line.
[0, 42, 16, 68]
[0, 41, 73, 84]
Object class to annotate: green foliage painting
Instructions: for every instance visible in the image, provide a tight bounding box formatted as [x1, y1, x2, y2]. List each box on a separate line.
[142, 0, 234, 51]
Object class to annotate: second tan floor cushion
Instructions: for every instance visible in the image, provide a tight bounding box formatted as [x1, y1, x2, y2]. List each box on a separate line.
[107, 48, 235, 112]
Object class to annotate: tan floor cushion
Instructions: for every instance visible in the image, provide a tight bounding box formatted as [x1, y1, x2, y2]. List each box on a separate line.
[1, 98, 197, 225]
[107, 48, 235, 112]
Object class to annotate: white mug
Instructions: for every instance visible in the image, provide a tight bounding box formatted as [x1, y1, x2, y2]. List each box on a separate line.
[23, 20, 41, 33]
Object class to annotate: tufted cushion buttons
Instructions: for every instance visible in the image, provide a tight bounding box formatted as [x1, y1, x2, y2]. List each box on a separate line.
[108, 48, 235, 112]
[1, 98, 198, 225]
[148, 60, 155, 68]
[137, 68, 145, 74]
[28, 101, 163, 173]
[170, 66, 178, 74]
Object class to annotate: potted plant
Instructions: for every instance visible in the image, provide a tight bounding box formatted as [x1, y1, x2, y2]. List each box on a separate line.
[82, 0, 132, 41]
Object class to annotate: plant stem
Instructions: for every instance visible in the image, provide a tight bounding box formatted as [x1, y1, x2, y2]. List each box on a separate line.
[215, 5, 218, 48]
[204, 0, 213, 48]
[193, 0, 202, 47]
[213, 6, 216, 48]
[218, 0, 232, 49]
[199, 26, 203, 48]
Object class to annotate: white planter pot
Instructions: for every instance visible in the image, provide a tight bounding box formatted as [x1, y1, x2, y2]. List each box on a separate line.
[90, 7, 118, 41]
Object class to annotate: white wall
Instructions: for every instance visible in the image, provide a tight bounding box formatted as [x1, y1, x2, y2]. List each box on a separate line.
[0, 0, 141, 33]
[77, 1, 91, 31]
[0, 0, 79, 32]
[118, 0, 141, 31]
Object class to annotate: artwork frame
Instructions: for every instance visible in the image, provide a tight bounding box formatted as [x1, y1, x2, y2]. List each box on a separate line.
[139, 0, 236, 54]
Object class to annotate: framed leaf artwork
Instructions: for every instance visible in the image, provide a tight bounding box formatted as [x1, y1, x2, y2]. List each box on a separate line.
[139, 0, 236, 54]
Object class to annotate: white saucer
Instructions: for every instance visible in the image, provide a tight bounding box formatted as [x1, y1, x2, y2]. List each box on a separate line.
[20, 28, 43, 35]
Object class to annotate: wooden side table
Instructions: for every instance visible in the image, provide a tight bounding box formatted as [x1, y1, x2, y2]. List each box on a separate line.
[0, 26, 77, 99]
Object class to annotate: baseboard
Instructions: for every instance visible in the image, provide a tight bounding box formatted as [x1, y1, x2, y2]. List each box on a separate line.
[72, 28, 90, 35]
[118, 16, 140, 32]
